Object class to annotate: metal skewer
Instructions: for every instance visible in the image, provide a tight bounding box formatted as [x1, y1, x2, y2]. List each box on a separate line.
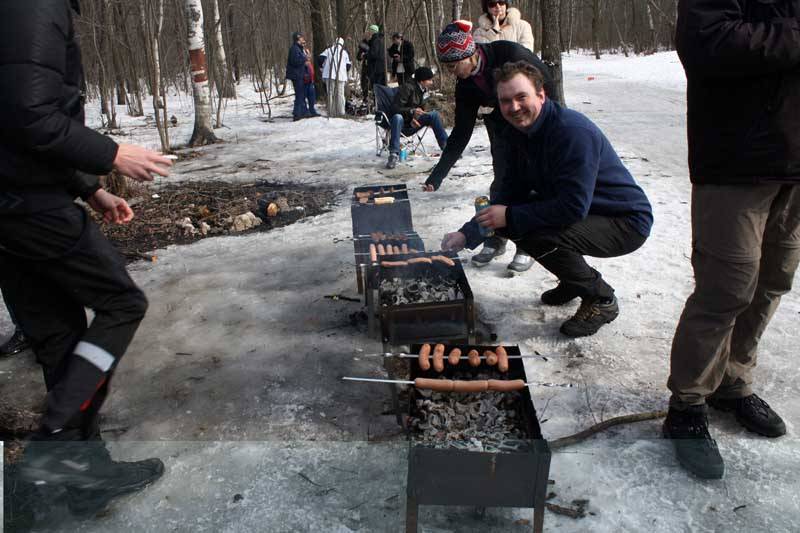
[359, 352, 561, 360]
[342, 377, 573, 388]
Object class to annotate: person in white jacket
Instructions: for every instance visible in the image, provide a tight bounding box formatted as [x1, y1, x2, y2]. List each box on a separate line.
[471, 0, 536, 274]
[473, 1, 534, 52]
[320, 37, 352, 117]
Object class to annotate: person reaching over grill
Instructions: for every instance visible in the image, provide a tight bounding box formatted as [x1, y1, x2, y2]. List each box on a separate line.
[1, 0, 172, 518]
[425, 21, 558, 277]
[385, 67, 449, 169]
[441, 61, 653, 338]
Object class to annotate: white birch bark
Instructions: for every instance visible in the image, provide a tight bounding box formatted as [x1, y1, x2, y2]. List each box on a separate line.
[185, 0, 218, 145]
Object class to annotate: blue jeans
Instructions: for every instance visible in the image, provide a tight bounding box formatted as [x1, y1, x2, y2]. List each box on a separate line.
[389, 111, 448, 154]
[291, 78, 308, 119]
[305, 82, 317, 115]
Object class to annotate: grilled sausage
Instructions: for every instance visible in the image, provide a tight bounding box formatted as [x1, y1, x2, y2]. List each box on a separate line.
[407, 257, 433, 265]
[412, 379, 522, 392]
[374, 197, 395, 205]
[380, 260, 408, 267]
[369, 244, 378, 262]
[448, 348, 462, 366]
[484, 350, 498, 366]
[432, 343, 445, 372]
[377, 244, 386, 256]
[488, 379, 525, 391]
[431, 255, 456, 267]
[401, 243, 409, 254]
[467, 349, 481, 367]
[418, 344, 431, 371]
[495, 346, 509, 373]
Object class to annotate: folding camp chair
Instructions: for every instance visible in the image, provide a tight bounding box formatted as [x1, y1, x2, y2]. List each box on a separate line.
[373, 84, 429, 158]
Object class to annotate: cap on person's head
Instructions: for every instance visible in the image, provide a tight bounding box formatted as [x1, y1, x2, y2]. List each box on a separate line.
[436, 21, 476, 63]
[414, 67, 435, 82]
[336, 37, 345, 46]
[292, 31, 304, 42]
[368, 24, 380, 33]
[392, 32, 403, 39]
[482, 0, 510, 12]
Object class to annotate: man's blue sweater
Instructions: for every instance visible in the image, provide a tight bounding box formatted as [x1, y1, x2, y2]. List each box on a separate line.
[461, 99, 653, 248]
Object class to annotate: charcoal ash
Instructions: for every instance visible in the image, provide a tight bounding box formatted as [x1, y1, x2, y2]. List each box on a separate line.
[409, 372, 531, 453]
[380, 273, 462, 306]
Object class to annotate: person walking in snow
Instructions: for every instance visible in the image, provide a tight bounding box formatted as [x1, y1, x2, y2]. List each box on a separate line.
[441, 62, 652, 338]
[471, 0, 537, 274]
[0, 0, 171, 516]
[663, 0, 800, 480]
[320, 37, 351, 117]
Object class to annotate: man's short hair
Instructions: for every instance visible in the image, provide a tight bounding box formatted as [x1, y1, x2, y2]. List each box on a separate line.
[493, 61, 545, 93]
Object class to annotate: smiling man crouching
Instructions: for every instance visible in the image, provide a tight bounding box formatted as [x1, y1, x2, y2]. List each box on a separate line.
[441, 61, 654, 337]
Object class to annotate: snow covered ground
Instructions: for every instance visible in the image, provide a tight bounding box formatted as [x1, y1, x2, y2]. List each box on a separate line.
[2, 51, 799, 532]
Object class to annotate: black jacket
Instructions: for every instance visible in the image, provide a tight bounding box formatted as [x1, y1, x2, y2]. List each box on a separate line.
[426, 41, 557, 190]
[387, 40, 415, 76]
[0, 0, 117, 214]
[676, 0, 800, 184]
[366, 33, 386, 82]
[392, 82, 426, 124]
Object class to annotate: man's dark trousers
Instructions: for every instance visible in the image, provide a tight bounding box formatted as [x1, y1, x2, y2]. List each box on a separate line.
[0, 204, 147, 438]
[515, 215, 647, 299]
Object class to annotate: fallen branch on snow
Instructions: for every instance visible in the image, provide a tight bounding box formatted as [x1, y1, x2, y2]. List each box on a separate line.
[549, 410, 667, 450]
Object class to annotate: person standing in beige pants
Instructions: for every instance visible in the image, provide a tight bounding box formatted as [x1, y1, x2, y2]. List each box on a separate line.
[665, 0, 800, 480]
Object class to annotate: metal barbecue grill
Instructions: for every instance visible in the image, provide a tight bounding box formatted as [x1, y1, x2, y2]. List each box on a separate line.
[405, 344, 551, 533]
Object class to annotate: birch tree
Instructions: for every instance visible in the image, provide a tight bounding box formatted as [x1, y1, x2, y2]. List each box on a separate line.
[185, 0, 218, 146]
[541, 0, 565, 106]
[211, 0, 235, 98]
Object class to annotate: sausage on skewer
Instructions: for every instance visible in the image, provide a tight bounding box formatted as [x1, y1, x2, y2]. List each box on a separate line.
[447, 348, 462, 366]
[467, 349, 481, 367]
[495, 346, 509, 373]
[432, 343, 445, 372]
[418, 344, 431, 371]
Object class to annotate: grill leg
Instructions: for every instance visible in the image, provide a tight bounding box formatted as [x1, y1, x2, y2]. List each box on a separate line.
[405, 493, 419, 532]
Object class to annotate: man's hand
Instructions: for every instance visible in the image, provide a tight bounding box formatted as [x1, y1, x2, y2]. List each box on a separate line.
[422, 183, 435, 192]
[413, 108, 425, 118]
[113, 144, 173, 182]
[476, 205, 507, 229]
[87, 188, 134, 225]
[441, 231, 466, 252]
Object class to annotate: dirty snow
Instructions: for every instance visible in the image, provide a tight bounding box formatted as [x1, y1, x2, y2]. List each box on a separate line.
[1, 51, 799, 532]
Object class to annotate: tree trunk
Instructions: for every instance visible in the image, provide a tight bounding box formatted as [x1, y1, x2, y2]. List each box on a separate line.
[211, 0, 235, 98]
[336, 0, 347, 38]
[185, 0, 218, 146]
[141, 0, 169, 151]
[451, 0, 463, 20]
[592, 0, 601, 59]
[541, 0, 565, 106]
[309, 0, 326, 94]
[645, 0, 657, 54]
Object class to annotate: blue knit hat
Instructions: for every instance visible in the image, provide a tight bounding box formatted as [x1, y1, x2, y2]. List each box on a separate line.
[436, 21, 476, 63]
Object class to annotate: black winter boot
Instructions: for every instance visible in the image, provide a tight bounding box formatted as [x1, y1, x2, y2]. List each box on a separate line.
[559, 296, 619, 337]
[541, 283, 580, 306]
[663, 405, 724, 479]
[19, 430, 164, 493]
[0, 329, 29, 356]
[707, 394, 786, 438]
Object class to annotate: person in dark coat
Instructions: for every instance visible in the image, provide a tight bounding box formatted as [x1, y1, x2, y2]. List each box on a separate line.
[385, 67, 448, 169]
[285, 31, 311, 120]
[441, 61, 652, 338]
[0, 0, 171, 514]
[663, 0, 800, 481]
[365, 25, 387, 88]
[356, 32, 371, 99]
[387, 33, 416, 85]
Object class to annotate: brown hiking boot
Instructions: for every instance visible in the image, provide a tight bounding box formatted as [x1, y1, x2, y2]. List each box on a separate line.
[559, 296, 619, 337]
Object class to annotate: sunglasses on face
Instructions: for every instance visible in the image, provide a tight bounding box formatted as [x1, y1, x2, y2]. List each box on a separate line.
[488, 1, 507, 7]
